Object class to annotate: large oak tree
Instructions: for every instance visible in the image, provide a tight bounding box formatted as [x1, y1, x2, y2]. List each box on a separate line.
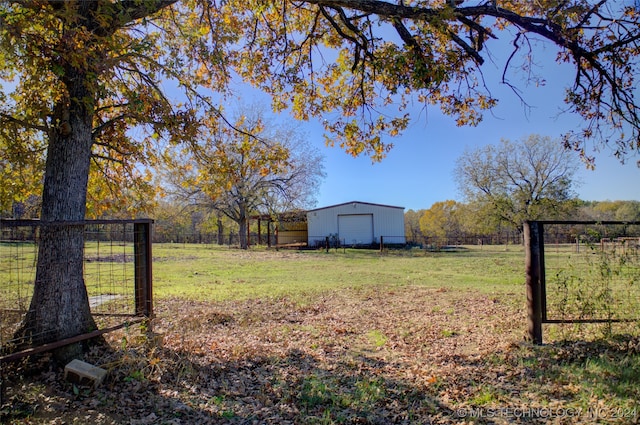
[162, 107, 325, 249]
[0, 0, 223, 360]
[1, 0, 639, 360]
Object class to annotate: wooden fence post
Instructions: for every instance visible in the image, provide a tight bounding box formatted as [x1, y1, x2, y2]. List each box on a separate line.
[257, 219, 262, 245]
[266, 220, 271, 248]
[524, 221, 544, 344]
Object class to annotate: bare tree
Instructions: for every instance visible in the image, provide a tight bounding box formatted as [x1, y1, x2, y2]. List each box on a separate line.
[455, 134, 580, 232]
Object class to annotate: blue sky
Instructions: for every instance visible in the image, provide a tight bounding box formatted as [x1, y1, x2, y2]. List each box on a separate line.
[206, 25, 640, 213]
[304, 88, 640, 211]
[244, 42, 640, 212]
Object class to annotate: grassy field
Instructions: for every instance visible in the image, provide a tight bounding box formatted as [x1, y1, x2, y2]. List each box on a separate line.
[2, 244, 640, 424]
[151, 244, 525, 301]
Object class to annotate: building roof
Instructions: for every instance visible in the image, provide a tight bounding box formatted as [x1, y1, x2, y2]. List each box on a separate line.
[306, 201, 405, 213]
[250, 210, 307, 222]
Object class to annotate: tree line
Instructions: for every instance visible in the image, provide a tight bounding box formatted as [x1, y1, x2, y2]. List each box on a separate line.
[6, 133, 638, 249]
[408, 134, 640, 247]
[406, 199, 640, 247]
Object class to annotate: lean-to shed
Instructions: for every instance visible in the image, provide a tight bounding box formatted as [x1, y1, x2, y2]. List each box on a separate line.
[306, 201, 406, 247]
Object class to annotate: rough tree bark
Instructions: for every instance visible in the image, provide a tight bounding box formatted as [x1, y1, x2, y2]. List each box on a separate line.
[19, 75, 98, 363]
[238, 213, 248, 250]
[6, 0, 177, 363]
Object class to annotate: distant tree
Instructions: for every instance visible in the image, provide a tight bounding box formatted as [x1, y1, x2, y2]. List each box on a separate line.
[163, 108, 325, 249]
[419, 200, 463, 246]
[615, 201, 640, 222]
[150, 198, 232, 244]
[455, 201, 502, 238]
[404, 209, 425, 244]
[151, 199, 195, 243]
[592, 201, 624, 220]
[580, 200, 640, 221]
[455, 135, 580, 232]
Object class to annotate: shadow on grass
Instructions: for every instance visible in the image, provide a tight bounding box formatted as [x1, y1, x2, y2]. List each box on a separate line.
[539, 336, 640, 400]
[134, 346, 454, 424]
[3, 345, 455, 424]
[4, 335, 640, 424]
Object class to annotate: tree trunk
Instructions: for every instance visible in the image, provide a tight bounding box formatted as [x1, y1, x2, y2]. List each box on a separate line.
[18, 82, 98, 362]
[238, 215, 248, 249]
[217, 216, 224, 245]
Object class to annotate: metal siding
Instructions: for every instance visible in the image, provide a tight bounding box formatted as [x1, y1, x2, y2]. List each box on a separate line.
[374, 206, 406, 244]
[307, 207, 338, 246]
[307, 202, 405, 245]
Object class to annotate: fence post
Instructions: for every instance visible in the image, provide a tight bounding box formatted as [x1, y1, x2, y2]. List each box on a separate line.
[380, 236, 384, 252]
[524, 221, 543, 344]
[134, 220, 153, 320]
[267, 220, 272, 248]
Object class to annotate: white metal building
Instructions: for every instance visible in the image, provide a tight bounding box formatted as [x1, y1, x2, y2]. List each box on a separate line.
[306, 201, 406, 247]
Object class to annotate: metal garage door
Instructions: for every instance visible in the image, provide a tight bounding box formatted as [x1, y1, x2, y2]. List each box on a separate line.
[338, 214, 373, 245]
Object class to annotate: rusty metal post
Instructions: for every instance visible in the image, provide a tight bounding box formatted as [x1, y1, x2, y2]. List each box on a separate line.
[525, 221, 543, 344]
[134, 220, 153, 320]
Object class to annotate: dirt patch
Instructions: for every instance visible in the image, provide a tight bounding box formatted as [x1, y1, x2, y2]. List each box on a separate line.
[152, 255, 203, 262]
[230, 249, 333, 261]
[88, 295, 125, 308]
[2, 286, 638, 424]
[85, 254, 133, 263]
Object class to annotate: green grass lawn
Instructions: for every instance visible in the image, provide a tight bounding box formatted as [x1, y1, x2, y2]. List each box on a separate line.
[151, 243, 526, 303]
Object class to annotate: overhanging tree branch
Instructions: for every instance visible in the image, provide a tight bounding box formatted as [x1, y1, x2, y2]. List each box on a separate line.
[0, 113, 48, 133]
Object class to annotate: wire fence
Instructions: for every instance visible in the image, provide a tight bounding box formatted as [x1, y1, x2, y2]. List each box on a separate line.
[150, 228, 524, 251]
[0, 219, 153, 363]
[544, 222, 640, 322]
[305, 235, 407, 250]
[152, 226, 277, 247]
[525, 221, 640, 343]
[418, 233, 524, 248]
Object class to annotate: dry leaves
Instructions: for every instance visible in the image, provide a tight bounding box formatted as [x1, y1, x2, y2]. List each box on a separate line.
[2, 286, 638, 424]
